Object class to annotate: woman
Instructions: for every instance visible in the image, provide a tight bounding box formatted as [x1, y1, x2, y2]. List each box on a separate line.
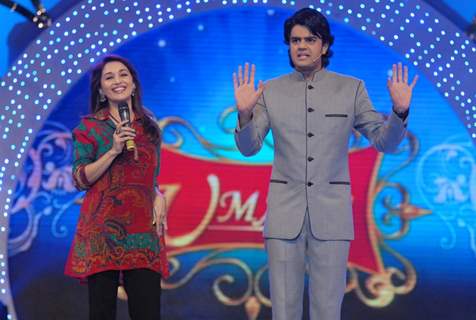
[65, 55, 168, 320]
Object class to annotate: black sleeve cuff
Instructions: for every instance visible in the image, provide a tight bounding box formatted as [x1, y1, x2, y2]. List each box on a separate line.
[393, 108, 409, 120]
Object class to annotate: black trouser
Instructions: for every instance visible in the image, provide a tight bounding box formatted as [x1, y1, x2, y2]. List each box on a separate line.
[88, 269, 162, 320]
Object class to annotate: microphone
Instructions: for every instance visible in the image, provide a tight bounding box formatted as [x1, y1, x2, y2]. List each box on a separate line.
[311, 53, 322, 64]
[118, 101, 136, 151]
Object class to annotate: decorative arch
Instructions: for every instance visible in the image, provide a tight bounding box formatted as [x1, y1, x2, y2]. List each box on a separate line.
[0, 0, 475, 318]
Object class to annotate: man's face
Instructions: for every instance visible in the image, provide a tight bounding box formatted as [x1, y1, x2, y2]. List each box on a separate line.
[289, 25, 328, 72]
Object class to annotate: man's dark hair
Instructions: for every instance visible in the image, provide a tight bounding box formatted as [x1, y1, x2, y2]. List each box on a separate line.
[284, 8, 334, 68]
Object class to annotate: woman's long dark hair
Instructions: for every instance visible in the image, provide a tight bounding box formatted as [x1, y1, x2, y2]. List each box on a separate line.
[90, 55, 161, 145]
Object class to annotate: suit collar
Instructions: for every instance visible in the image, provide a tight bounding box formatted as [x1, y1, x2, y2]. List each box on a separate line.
[291, 67, 328, 83]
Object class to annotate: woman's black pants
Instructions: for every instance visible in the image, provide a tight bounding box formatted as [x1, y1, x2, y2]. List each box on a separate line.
[88, 269, 161, 320]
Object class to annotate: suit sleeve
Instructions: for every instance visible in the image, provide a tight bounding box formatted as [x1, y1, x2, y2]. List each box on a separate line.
[353, 81, 408, 153]
[234, 94, 271, 156]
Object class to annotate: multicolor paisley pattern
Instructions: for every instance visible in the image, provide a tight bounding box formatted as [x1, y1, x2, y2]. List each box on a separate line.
[64, 108, 168, 279]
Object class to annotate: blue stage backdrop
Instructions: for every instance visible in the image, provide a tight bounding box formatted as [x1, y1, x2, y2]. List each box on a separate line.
[0, 1, 475, 320]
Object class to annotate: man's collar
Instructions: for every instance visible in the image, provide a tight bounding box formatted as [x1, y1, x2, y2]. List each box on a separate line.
[291, 67, 328, 82]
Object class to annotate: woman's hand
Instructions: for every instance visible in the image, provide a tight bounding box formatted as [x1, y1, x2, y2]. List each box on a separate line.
[153, 190, 167, 237]
[111, 120, 136, 156]
[82, 120, 136, 185]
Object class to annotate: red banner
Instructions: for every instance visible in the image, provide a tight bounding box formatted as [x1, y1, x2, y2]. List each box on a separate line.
[159, 147, 383, 274]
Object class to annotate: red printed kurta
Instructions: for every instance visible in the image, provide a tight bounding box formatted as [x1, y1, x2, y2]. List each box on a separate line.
[65, 109, 168, 279]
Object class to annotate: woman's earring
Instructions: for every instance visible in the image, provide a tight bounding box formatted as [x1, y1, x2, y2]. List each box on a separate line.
[131, 88, 136, 97]
[99, 90, 106, 102]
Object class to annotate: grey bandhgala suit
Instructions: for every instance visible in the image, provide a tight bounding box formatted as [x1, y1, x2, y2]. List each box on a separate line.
[235, 68, 407, 320]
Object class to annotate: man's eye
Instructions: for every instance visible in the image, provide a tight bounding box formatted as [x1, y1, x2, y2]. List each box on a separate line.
[291, 38, 300, 44]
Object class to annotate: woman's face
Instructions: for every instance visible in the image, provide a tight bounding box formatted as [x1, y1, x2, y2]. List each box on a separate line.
[100, 61, 135, 105]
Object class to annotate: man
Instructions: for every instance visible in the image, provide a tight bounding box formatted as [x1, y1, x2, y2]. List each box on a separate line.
[233, 8, 418, 320]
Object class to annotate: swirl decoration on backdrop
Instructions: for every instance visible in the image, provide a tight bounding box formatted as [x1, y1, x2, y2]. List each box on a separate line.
[416, 137, 476, 255]
[9, 122, 79, 256]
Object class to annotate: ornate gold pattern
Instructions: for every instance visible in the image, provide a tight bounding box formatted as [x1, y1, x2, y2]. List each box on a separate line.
[163, 246, 269, 318]
[346, 130, 429, 308]
[347, 237, 417, 307]
[158, 116, 238, 159]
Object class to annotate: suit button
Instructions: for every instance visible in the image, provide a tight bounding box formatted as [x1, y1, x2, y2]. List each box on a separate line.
[307, 182, 314, 186]
[307, 107, 314, 112]
[307, 132, 314, 137]
[307, 156, 314, 162]
[308, 85, 314, 89]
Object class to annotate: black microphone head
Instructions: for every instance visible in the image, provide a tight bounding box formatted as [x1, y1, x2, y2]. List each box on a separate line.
[118, 101, 130, 122]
